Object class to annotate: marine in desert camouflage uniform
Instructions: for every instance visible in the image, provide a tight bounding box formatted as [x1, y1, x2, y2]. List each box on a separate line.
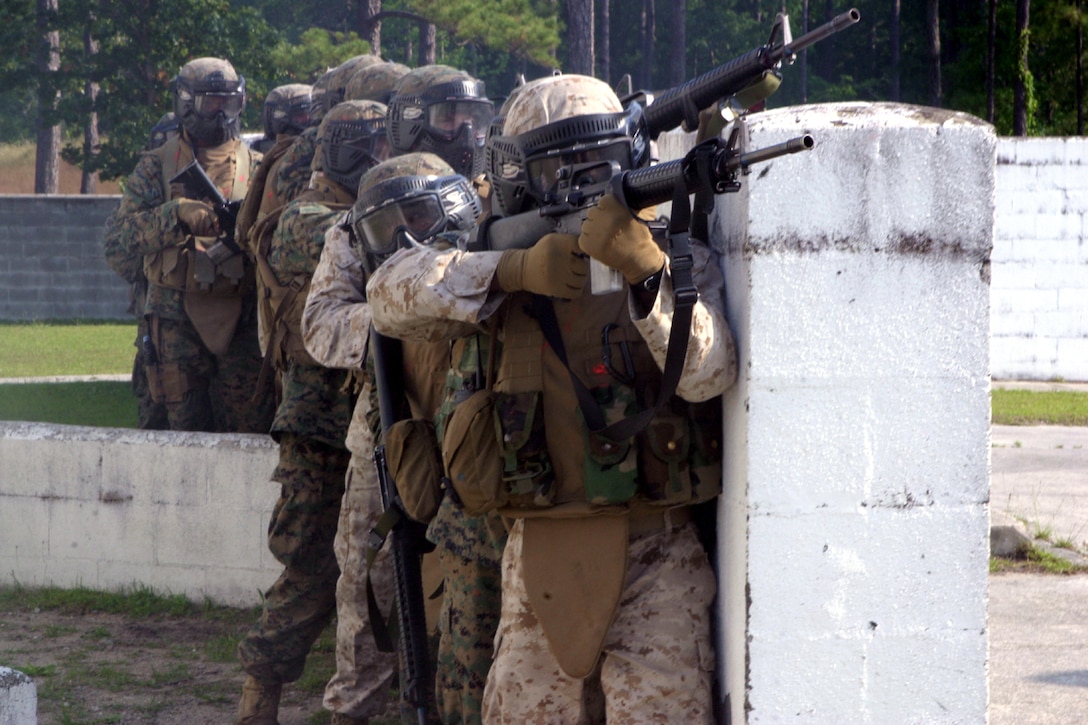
[235, 99, 391, 725]
[365, 73, 736, 723]
[102, 57, 274, 434]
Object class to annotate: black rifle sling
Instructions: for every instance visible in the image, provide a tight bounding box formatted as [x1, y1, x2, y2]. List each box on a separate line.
[529, 180, 698, 443]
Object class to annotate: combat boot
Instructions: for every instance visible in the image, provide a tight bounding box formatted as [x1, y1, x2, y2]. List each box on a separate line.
[236, 675, 282, 725]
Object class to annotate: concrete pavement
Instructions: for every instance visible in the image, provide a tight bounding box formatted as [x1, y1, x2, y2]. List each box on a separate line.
[990, 390, 1088, 725]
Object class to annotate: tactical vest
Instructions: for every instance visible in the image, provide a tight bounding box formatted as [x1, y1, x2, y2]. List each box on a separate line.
[490, 285, 722, 516]
[254, 177, 353, 372]
[142, 136, 253, 297]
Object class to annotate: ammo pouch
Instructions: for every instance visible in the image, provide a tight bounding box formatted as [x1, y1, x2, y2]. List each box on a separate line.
[442, 388, 557, 516]
[385, 418, 445, 524]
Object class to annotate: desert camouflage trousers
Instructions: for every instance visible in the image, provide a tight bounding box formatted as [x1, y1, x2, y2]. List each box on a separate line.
[482, 519, 717, 725]
[321, 449, 401, 719]
[238, 433, 349, 684]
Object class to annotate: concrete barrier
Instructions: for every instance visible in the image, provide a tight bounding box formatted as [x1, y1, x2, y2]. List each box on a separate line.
[716, 102, 991, 723]
[0, 422, 281, 608]
[0, 667, 36, 725]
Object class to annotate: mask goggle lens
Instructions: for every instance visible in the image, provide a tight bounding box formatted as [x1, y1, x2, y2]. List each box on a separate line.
[426, 100, 493, 142]
[356, 194, 446, 258]
[525, 138, 632, 198]
[194, 92, 245, 120]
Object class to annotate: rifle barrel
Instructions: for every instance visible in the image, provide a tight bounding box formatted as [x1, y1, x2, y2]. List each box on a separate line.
[779, 8, 861, 59]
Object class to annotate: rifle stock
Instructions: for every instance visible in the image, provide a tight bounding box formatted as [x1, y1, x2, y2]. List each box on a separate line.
[370, 327, 432, 725]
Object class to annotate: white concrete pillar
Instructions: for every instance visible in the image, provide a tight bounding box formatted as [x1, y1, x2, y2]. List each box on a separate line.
[716, 102, 993, 723]
[0, 667, 36, 725]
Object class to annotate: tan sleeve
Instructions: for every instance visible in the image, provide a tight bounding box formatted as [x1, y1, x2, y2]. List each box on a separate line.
[632, 242, 737, 402]
[365, 246, 505, 342]
[301, 224, 372, 369]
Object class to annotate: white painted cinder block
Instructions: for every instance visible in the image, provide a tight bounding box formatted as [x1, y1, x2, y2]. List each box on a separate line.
[0, 423, 282, 607]
[715, 102, 992, 724]
[0, 667, 36, 725]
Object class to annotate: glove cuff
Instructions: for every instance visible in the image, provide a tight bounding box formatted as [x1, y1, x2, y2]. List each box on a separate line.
[621, 247, 666, 285]
[494, 249, 526, 292]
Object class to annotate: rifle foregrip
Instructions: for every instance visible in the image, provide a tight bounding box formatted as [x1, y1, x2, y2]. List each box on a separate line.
[642, 48, 771, 139]
[613, 159, 687, 211]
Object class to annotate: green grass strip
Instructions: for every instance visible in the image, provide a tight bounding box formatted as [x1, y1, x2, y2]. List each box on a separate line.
[0, 321, 136, 378]
[0, 381, 137, 428]
[991, 389, 1088, 426]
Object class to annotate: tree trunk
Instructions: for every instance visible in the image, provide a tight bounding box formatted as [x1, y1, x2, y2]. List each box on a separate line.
[1013, 0, 1030, 135]
[926, 0, 941, 107]
[600, 0, 611, 85]
[82, 15, 99, 195]
[987, 0, 996, 123]
[801, 0, 810, 103]
[669, 0, 685, 86]
[890, 0, 900, 102]
[359, 0, 382, 57]
[419, 21, 436, 66]
[567, 0, 594, 76]
[1077, 0, 1084, 134]
[35, 0, 61, 195]
[640, 0, 655, 89]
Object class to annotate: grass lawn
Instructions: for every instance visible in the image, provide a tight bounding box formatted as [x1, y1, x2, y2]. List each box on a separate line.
[0, 322, 1086, 428]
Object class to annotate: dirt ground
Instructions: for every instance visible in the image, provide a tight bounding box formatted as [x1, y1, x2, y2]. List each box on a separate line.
[0, 605, 399, 724]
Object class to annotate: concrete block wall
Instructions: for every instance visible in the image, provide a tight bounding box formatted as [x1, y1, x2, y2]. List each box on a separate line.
[992, 138, 1088, 381]
[0, 422, 282, 608]
[0, 195, 129, 321]
[716, 103, 992, 723]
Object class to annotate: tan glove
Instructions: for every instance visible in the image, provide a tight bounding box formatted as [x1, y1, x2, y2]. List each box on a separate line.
[578, 194, 664, 285]
[494, 233, 587, 299]
[174, 198, 219, 237]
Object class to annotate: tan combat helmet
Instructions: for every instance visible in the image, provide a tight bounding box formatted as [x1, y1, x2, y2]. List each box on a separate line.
[351, 152, 481, 273]
[345, 61, 411, 105]
[387, 65, 494, 179]
[315, 100, 390, 193]
[486, 73, 650, 216]
[173, 57, 246, 147]
[262, 83, 312, 138]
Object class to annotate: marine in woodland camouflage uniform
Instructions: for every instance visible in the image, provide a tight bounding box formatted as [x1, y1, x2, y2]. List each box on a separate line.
[235, 100, 390, 725]
[365, 74, 737, 723]
[102, 57, 274, 434]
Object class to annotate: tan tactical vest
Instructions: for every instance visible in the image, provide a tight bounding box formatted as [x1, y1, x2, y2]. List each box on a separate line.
[254, 177, 353, 371]
[143, 136, 253, 296]
[493, 285, 722, 517]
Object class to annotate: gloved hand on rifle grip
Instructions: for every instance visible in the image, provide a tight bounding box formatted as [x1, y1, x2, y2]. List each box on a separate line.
[578, 193, 665, 286]
[494, 233, 587, 300]
[173, 198, 219, 238]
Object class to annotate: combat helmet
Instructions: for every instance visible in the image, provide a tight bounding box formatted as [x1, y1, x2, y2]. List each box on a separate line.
[316, 100, 391, 193]
[262, 84, 313, 138]
[173, 57, 246, 147]
[351, 152, 481, 274]
[486, 73, 650, 217]
[387, 65, 494, 179]
[345, 61, 411, 105]
[147, 112, 179, 150]
[312, 55, 382, 120]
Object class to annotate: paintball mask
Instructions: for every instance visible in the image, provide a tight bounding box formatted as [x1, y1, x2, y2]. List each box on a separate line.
[389, 77, 494, 179]
[174, 58, 246, 147]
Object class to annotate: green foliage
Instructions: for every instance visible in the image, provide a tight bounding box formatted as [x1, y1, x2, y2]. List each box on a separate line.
[408, 0, 560, 68]
[269, 27, 373, 84]
[0, 583, 198, 617]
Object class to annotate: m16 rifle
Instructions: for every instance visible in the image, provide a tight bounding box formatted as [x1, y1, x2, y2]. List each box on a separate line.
[369, 327, 433, 725]
[639, 7, 861, 136]
[169, 160, 243, 265]
[474, 6, 856, 292]
[472, 126, 815, 292]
